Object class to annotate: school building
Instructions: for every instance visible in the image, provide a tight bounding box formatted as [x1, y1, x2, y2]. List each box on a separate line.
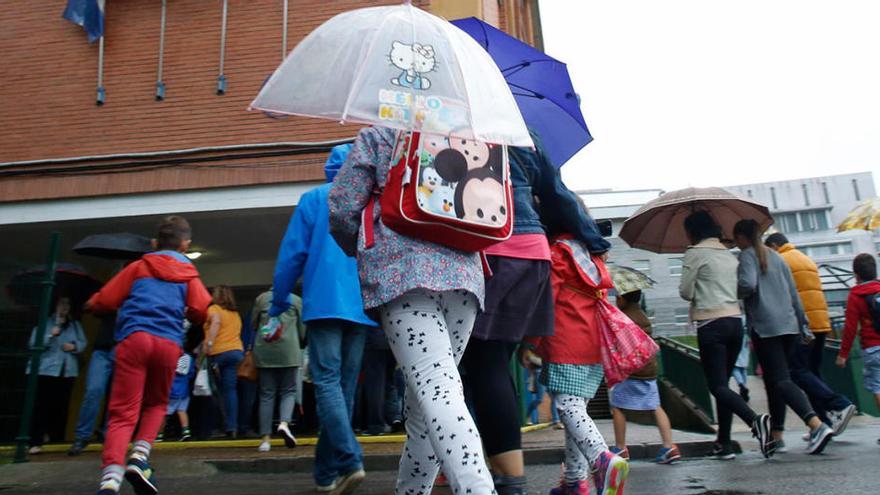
[0, 0, 543, 442]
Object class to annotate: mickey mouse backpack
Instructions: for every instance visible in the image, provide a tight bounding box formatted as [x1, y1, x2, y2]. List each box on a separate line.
[363, 131, 514, 252]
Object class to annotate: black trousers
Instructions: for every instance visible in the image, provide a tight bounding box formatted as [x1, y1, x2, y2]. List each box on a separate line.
[460, 339, 521, 456]
[697, 318, 758, 444]
[753, 332, 817, 431]
[30, 375, 74, 446]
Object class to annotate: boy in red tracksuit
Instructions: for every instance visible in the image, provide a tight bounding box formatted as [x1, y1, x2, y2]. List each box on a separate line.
[836, 253, 880, 436]
[88, 216, 211, 495]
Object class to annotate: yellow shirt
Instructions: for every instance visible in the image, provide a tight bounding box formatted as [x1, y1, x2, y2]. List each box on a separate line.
[206, 304, 243, 355]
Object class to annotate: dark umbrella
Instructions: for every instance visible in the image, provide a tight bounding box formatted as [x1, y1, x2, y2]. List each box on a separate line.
[6, 263, 103, 310]
[451, 17, 591, 168]
[73, 233, 152, 260]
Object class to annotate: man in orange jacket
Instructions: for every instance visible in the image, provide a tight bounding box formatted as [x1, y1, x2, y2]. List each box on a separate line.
[766, 233, 855, 439]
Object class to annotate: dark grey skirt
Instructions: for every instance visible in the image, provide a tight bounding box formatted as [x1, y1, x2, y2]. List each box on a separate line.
[470, 256, 554, 342]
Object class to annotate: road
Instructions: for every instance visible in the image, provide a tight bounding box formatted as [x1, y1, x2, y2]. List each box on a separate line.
[2, 424, 877, 494]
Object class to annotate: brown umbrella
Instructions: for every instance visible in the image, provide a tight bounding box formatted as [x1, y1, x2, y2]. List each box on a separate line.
[619, 187, 773, 253]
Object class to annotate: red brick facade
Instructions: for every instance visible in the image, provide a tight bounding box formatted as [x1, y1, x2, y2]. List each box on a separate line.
[0, 0, 539, 203]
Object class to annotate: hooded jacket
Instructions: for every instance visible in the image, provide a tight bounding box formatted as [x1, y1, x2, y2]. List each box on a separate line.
[839, 280, 880, 359]
[776, 243, 831, 334]
[87, 250, 211, 347]
[524, 235, 613, 365]
[269, 145, 376, 327]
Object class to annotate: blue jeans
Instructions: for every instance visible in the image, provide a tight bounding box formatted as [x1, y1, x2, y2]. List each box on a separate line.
[212, 349, 244, 433]
[308, 319, 368, 486]
[74, 348, 115, 442]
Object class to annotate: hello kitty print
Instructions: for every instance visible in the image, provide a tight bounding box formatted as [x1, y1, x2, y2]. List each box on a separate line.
[389, 41, 436, 90]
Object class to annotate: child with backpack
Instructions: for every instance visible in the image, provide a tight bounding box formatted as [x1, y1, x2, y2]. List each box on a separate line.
[87, 216, 211, 495]
[609, 290, 680, 465]
[521, 234, 629, 495]
[835, 253, 880, 444]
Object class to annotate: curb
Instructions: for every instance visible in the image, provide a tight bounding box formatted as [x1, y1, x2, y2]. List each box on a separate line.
[209, 440, 741, 473]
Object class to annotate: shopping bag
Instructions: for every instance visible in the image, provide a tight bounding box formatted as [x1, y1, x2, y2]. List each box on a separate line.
[193, 358, 213, 397]
[596, 299, 659, 388]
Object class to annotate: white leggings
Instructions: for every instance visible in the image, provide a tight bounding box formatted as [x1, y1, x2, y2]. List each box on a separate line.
[553, 393, 609, 483]
[381, 289, 496, 495]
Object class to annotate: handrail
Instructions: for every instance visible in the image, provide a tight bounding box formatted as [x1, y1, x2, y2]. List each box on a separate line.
[656, 335, 701, 359]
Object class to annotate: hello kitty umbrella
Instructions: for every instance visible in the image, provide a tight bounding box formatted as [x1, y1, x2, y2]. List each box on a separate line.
[249, 2, 533, 147]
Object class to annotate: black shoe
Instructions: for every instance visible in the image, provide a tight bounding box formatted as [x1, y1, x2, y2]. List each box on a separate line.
[68, 439, 89, 456]
[739, 385, 750, 402]
[225, 431, 237, 440]
[707, 442, 736, 460]
[179, 428, 192, 442]
[125, 457, 158, 495]
[390, 419, 404, 433]
[751, 413, 773, 459]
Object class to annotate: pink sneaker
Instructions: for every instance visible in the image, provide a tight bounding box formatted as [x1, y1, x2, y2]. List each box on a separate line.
[591, 451, 629, 495]
[549, 479, 590, 495]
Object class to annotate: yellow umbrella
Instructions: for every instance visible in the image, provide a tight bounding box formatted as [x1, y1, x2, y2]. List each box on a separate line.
[837, 197, 880, 232]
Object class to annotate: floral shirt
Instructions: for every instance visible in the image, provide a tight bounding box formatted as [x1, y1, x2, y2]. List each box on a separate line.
[328, 126, 485, 310]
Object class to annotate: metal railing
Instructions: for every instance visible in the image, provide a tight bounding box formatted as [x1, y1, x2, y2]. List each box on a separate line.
[655, 335, 715, 422]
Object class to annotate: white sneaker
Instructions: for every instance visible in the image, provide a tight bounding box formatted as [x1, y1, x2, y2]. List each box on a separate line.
[806, 424, 833, 455]
[329, 469, 365, 495]
[828, 404, 856, 436]
[278, 422, 298, 449]
[258, 440, 271, 453]
[27, 446, 42, 455]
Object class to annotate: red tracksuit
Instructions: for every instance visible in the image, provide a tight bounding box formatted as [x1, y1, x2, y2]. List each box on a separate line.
[87, 250, 210, 467]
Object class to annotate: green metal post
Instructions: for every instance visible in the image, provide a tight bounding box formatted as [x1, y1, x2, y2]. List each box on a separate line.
[14, 232, 60, 463]
[510, 356, 527, 425]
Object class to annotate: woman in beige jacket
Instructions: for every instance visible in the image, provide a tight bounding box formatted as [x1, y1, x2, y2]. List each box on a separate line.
[679, 211, 772, 459]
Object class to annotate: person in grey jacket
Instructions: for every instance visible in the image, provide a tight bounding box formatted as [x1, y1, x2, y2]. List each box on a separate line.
[733, 219, 833, 455]
[25, 296, 87, 453]
[680, 211, 770, 460]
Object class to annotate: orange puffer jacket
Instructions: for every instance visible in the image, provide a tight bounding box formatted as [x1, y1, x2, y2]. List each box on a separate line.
[777, 244, 831, 333]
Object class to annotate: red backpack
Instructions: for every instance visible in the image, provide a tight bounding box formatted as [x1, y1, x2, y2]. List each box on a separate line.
[364, 131, 514, 252]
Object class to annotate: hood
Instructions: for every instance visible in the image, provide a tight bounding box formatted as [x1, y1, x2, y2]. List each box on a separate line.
[325, 144, 353, 183]
[141, 251, 200, 283]
[852, 280, 880, 296]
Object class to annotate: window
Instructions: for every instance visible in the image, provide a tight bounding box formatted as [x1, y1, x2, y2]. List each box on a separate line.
[852, 179, 861, 201]
[802, 184, 810, 206]
[668, 257, 683, 276]
[822, 182, 830, 204]
[775, 213, 799, 233]
[802, 242, 853, 258]
[770, 187, 778, 209]
[775, 211, 829, 233]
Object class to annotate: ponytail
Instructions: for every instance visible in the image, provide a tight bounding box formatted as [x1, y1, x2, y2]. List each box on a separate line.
[733, 219, 768, 273]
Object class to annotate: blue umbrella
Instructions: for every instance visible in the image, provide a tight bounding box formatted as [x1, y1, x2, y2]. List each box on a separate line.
[450, 17, 591, 168]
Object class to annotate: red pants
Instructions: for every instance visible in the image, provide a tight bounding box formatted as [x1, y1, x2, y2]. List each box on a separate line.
[102, 331, 180, 467]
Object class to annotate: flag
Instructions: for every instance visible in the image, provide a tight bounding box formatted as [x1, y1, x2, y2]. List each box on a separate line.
[63, 0, 105, 43]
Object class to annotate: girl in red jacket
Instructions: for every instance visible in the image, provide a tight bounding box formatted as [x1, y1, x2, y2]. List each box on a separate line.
[522, 234, 629, 495]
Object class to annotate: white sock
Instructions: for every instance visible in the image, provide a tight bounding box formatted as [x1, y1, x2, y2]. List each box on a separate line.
[130, 440, 151, 462]
[100, 464, 124, 492]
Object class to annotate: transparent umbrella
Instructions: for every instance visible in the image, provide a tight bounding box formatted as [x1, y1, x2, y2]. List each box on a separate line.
[249, 2, 532, 147]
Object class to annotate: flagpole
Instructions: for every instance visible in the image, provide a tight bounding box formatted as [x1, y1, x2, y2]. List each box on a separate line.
[282, 0, 288, 60]
[217, 0, 229, 95]
[96, 34, 105, 105]
[156, 0, 167, 100]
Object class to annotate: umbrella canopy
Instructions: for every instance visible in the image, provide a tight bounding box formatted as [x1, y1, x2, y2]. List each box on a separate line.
[73, 233, 152, 260]
[608, 265, 656, 296]
[837, 197, 880, 233]
[6, 263, 103, 309]
[450, 17, 591, 167]
[249, 3, 532, 147]
[619, 187, 773, 254]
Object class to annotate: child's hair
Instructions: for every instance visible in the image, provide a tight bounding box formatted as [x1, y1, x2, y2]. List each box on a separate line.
[156, 215, 192, 251]
[734, 219, 768, 274]
[620, 290, 642, 305]
[853, 253, 877, 282]
[683, 211, 722, 245]
[212, 285, 237, 311]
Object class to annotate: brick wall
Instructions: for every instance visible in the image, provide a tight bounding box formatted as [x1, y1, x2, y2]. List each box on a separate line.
[0, 0, 543, 203]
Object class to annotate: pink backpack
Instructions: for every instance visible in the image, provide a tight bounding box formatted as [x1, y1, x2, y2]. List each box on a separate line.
[364, 131, 514, 253]
[596, 298, 660, 388]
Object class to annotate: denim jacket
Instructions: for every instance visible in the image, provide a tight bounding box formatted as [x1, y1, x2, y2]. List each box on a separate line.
[26, 316, 87, 378]
[508, 132, 610, 254]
